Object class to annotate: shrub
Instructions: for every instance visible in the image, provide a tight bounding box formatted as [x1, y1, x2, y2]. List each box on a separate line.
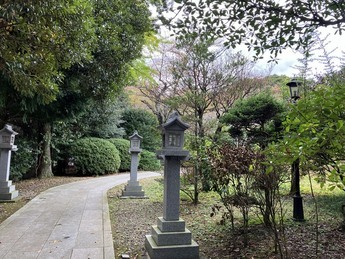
[138, 150, 161, 171]
[10, 138, 39, 181]
[69, 137, 120, 175]
[107, 138, 131, 172]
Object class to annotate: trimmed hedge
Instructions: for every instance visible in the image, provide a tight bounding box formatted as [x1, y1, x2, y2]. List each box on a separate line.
[107, 138, 131, 172]
[69, 137, 120, 175]
[138, 150, 161, 171]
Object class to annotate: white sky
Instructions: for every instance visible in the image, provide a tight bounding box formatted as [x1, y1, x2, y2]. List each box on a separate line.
[153, 4, 345, 78]
[255, 27, 345, 77]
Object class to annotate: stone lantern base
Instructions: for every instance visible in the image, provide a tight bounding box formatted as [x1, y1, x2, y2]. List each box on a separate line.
[121, 180, 146, 198]
[145, 217, 199, 259]
[0, 180, 18, 201]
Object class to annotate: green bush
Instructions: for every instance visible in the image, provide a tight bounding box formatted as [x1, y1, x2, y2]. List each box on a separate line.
[107, 138, 130, 172]
[10, 138, 39, 181]
[138, 150, 161, 171]
[69, 137, 120, 175]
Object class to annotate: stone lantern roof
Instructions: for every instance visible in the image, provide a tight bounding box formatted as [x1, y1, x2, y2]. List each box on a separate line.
[129, 130, 143, 141]
[161, 111, 190, 132]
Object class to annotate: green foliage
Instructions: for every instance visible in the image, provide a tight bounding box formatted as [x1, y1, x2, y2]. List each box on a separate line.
[69, 138, 120, 176]
[0, 0, 96, 104]
[0, 0, 152, 178]
[269, 76, 345, 190]
[138, 150, 161, 171]
[167, 1, 344, 58]
[10, 138, 39, 181]
[72, 96, 127, 139]
[107, 138, 131, 172]
[120, 108, 161, 152]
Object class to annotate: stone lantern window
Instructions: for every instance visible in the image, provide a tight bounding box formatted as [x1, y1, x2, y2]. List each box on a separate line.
[161, 112, 189, 151]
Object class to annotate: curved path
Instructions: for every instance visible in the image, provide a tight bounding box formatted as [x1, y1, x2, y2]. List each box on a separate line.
[0, 172, 160, 259]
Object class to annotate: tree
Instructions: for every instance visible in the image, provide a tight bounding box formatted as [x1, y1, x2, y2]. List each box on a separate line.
[221, 92, 286, 148]
[0, 0, 96, 104]
[138, 35, 266, 202]
[0, 0, 153, 178]
[162, 0, 345, 58]
[221, 92, 286, 227]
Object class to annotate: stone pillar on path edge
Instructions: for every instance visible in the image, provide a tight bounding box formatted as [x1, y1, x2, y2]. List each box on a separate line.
[145, 112, 199, 259]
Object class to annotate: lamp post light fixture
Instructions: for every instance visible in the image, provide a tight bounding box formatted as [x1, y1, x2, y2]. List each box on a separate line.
[287, 78, 301, 103]
[286, 79, 305, 222]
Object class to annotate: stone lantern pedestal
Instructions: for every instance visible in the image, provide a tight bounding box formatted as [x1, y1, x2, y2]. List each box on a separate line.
[0, 125, 19, 201]
[145, 112, 199, 259]
[122, 131, 146, 198]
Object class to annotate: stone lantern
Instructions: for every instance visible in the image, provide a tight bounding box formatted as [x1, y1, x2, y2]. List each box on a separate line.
[0, 124, 19, 200]
[145, 112, 199, 259]
[121, 131, 145, 197]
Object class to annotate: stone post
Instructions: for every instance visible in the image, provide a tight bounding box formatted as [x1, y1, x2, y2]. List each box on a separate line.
[122, 131, 145, 198]
[145, 112, 199, 259]
[0, 125, 19, 201]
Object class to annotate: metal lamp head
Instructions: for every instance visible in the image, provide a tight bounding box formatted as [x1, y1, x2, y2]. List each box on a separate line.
[287, 79, 301, 101]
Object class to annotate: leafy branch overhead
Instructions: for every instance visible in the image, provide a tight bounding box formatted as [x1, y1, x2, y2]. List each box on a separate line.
[161, 0, 345, 57]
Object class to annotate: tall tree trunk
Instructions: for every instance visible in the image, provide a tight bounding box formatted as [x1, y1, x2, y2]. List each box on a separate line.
[37, 122, 53, 179]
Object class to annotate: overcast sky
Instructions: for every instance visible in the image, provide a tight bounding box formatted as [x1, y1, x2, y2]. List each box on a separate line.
[154, 4, 345, 78]
[256, 27, 344, 77]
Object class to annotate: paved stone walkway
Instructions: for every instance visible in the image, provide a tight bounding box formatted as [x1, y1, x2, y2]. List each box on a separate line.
[0, 172, 160, 259]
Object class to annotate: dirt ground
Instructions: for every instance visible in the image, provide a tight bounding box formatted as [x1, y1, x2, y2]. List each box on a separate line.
[1, 175, 344, 259]
[108, 177, 345, 259]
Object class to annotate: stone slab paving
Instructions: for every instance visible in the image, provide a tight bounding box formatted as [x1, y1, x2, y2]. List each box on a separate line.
[0, 172, 160, 259]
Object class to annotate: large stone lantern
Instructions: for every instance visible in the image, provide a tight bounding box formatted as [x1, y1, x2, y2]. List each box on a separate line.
[145, 112, 199, 259]
[0, 124, 19, 200]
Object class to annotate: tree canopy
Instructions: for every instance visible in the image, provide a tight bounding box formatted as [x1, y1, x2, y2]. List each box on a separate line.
[221, 92, 285, 147]
[162, 0, 345, 57]
[0, 0, 152, 104]
[0, 0, 96, 104]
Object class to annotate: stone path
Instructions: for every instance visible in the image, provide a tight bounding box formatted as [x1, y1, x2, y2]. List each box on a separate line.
[0, 172, 160, 259]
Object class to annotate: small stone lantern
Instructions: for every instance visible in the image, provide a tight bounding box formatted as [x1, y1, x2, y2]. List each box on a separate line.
[121, 131, 146, 198]
[145, 112, 199, 259]
[0, 124, 19, 200]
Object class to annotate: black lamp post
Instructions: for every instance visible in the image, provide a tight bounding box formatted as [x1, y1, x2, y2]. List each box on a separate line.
[287, 79, 305, 222]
